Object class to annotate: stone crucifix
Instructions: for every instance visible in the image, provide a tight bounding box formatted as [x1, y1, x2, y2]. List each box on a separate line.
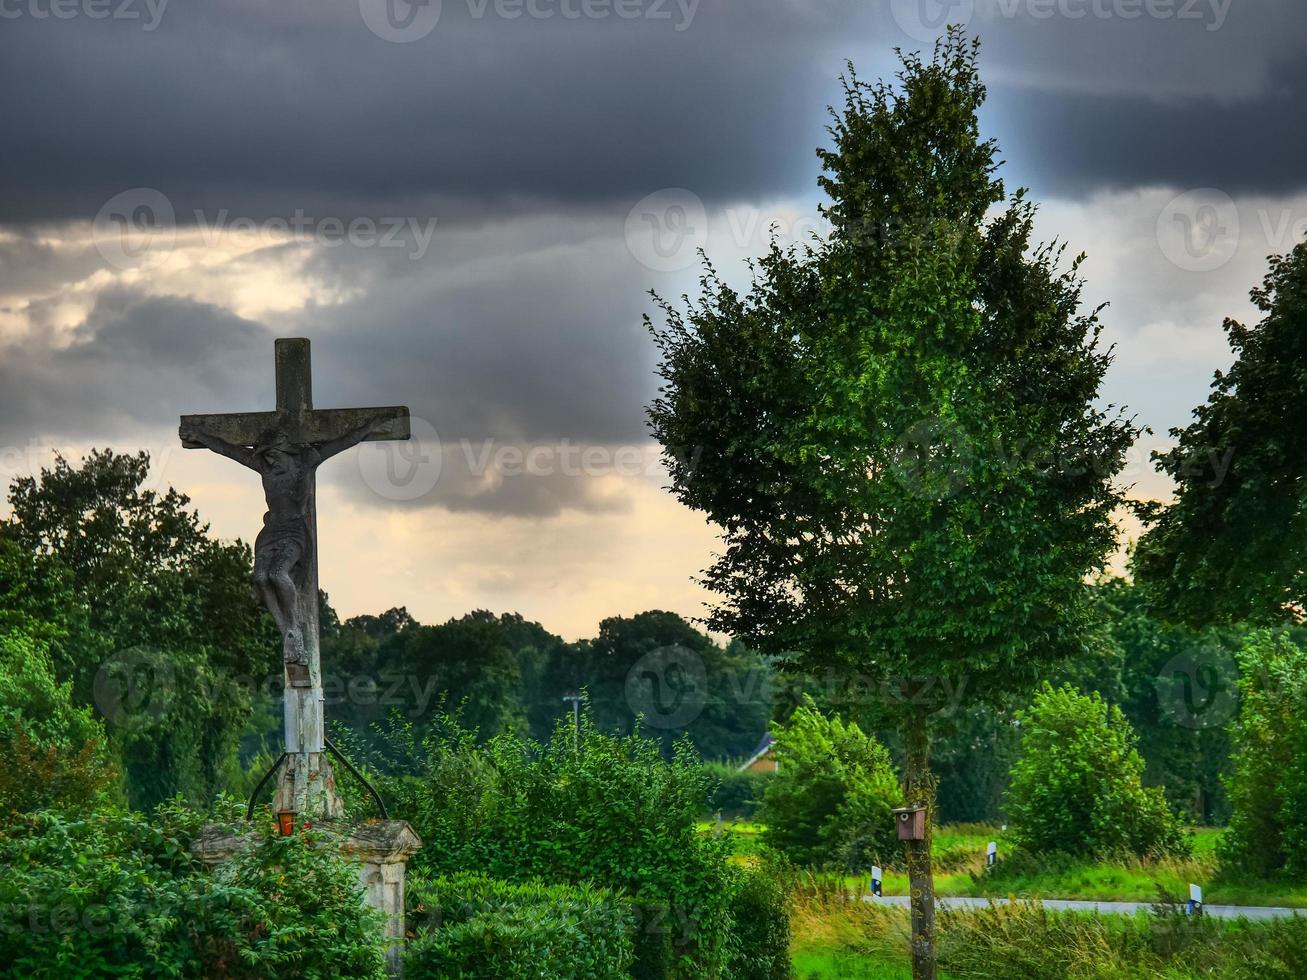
[180, 338, 410, 819]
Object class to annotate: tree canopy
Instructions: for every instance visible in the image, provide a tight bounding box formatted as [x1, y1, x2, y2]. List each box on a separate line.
[1136, 241, 1307, 627]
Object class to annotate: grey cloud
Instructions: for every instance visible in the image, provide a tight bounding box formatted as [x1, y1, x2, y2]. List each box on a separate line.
[0, 288, 269, 446]
[5, 0, 1304, 230]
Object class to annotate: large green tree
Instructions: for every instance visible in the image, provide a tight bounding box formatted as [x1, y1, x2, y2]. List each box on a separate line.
[2, 450, 275, 808]
[1136, 241, 1307, 626]
[647, 33, 1135, 978]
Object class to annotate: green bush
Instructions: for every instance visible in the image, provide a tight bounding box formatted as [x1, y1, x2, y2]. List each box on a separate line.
[0, 631, 117, 814]
[1219, 630, 1307, 879]
[0, 804, 386, 979]
[706, 763, 771, 820]
[1004, 683, 1189, 858]
[757, 702, 902, 869]
[630, 899, 675, 980]
[726, 863, 791, 980]
[405, 872, 634, 979]
[384, 713, 737, 978]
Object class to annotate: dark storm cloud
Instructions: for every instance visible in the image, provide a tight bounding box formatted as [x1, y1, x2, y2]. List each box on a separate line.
[3, 0, 1306, 224]
[0, 287, 269, 444]
[995, 49, 1307, 198]
[0, 0, 852, 225]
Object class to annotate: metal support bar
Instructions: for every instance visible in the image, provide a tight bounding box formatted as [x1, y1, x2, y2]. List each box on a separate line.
[324, 737, 390, 820]
[246, 752, 290, 821]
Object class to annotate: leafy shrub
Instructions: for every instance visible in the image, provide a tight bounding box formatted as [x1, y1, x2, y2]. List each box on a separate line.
[706, 762, 771, 820]
[726, 862, 792, 980]
[0, 804, 386, 979]
[1219, 630, 1307, 878]
[405, 872, 634, 979]
[213, 818, 388, 978]
[0, 631, 117, 814]
[1004, 683, 1189, 858]
[757, 702, 902, 869]
[382, 713, 736, 978]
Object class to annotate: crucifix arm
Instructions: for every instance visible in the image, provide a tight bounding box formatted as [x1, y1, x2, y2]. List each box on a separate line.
[179, 420, 258, 470]
[316, 412, 397, 462]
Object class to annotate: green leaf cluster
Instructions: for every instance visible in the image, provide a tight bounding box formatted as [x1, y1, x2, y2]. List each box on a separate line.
[758, 701, 902, 869]
[1004, 683, 1189, 858]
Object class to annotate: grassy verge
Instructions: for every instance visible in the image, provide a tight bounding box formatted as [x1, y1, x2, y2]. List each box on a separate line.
[789, 876, 1307, 979]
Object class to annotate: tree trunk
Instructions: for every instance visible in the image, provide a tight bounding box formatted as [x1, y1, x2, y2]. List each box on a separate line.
[903, 708, 937, 980]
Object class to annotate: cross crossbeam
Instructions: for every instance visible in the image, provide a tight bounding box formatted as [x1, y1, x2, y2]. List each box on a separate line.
[179, 337, 410, 820]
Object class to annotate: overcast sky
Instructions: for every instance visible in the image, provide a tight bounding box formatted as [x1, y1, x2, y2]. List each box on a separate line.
[1, 0, 1303, 638]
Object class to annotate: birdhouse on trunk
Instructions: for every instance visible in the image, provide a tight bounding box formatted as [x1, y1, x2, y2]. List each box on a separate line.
[893, 805, 927, 841]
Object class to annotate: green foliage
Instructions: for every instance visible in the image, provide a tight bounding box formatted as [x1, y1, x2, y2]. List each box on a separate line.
[758, 703, 902, 869]
[936, 901, 1307, 980]
[213, 819, 388, 978]
[2, 450, 276, 809]
[405, 872, 634, 979]
[1058, 578, 1240, 824]
[1136, 240, 1307, 627]
[705, 762, 771, 819]
[382, 713, 736, 977]
[1219, 630, 1307, 878]
[556, 613, 773, 762]
[725, 863, 792, 980]
[646, 31, 1135, 707]
[0, 630, 117, 814]
[322, 604, 772, 765]
[1005, 683, 1189, 858]
[0, 804, 386, 979]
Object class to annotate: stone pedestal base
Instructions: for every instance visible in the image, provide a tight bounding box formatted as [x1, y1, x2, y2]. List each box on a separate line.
[193, 819, 422, 975]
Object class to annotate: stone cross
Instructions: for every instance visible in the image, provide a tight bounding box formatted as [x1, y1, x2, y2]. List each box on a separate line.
[180, 338, 409, 819]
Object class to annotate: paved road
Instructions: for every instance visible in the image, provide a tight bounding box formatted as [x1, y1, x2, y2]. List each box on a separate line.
[863, 895, 1305, 921]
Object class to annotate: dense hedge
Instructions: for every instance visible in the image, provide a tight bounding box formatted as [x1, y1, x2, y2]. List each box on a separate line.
[725, 864, 792, 980]
[406, 873, 634, 979]
[384, 714, 737, 977]
[705, 763, 771, 820]
[0, 804, 386, 979]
